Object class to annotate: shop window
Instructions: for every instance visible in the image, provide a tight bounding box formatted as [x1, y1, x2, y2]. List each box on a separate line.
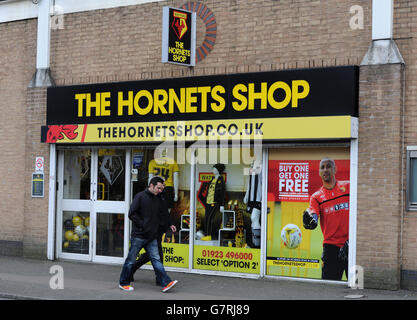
[130, 147, 190, 269]
[193, 146, 261, 274]
[62, 211, 90, 255]
[406, 147, 417, 211]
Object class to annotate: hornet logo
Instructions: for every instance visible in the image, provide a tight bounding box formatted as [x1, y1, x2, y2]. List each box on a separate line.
[46, 125, 79, 143]
[172, 10, 188, 40]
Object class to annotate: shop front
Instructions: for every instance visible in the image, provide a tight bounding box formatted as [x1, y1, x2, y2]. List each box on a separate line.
[42, 65, 358, 282]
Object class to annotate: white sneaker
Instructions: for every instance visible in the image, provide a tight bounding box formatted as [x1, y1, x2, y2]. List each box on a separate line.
[119, 284, 134, 291]
[162, 280, 178, 293]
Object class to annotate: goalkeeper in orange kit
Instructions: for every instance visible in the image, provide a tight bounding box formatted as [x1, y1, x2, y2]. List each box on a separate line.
[303, 158, 349, 280]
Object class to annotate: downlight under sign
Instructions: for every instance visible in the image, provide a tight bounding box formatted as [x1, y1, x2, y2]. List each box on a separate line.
[162, 6, 196, 67]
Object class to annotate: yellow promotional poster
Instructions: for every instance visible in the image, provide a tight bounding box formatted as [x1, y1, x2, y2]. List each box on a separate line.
[193, 245, 260, 274]
[139, 242, 188, 269]
[266, 148, 350, 281]
[162, 243, 189, 268]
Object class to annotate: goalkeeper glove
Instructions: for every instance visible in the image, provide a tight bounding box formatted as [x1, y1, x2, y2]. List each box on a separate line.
[303, 210, 318, 230]
[338, 240, 349, 261]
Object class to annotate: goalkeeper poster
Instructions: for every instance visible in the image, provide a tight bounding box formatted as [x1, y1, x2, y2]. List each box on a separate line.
[266, 148, 350, 280]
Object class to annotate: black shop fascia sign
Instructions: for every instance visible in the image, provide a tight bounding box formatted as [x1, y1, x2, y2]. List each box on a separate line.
[42, 66, 358, 143]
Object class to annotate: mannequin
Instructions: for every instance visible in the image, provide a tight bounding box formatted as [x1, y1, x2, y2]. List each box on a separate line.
[196, 163, 226, 241]
[243, 159, 262, 247]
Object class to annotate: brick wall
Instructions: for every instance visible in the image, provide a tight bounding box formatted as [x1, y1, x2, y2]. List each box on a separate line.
[394, 0, 417, 290]
[24, 88, 50, 258]
[0, 19, 36, 256]
[357, 64, 404, 290]
[0, 18, 50, 258]
[49, 0, 371, 84]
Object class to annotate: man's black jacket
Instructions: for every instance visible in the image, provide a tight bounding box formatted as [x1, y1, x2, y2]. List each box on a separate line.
[128, 189, 171, 239]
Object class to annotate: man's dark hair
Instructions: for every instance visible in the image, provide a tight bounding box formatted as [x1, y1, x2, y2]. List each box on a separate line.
[149, 176, 165, 186]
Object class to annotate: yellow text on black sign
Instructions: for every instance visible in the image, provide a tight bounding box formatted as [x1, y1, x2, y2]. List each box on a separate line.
[169, 41, 191, 63]
[74, 80, 310, 118]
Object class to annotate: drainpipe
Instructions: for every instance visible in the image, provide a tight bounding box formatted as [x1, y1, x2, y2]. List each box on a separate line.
[372, 0, 393, 40]
[29, 0, 55, 87]
[369, 0, 406, 285]
[27, 0, 56, 259]
[361, 0, 403, 65]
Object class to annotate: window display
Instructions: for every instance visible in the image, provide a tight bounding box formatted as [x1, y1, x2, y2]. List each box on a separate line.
[62, 211, 90, 254]
[244, 159, 262, 248]
[148, 149, 180, 209]
[58, 145, 352, 279]
[131, 147, 190, 269]
[193, 147, 261, 274]
[266, 147, 350, 280]
[196, 163, 226, 241]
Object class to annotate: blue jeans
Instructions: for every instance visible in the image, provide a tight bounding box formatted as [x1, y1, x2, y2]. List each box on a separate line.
[119, 237, 172, 287]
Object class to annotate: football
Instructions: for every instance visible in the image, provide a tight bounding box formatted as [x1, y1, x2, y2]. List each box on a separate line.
[75, 225, 86, 236]
[281, 224, 302, 249]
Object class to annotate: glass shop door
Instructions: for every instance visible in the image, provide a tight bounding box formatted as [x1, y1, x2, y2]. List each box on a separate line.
[56, 148, 130, 264]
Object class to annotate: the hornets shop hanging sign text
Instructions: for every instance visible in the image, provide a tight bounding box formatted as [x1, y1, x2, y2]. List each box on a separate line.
[162, 7, 196, 66]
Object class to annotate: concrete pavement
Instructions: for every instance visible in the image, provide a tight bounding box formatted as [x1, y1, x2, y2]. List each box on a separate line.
[0, 255, 416, 301]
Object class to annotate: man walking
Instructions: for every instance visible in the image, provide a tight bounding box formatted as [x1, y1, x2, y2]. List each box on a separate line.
[130, 186, 177, 284]
[119, 176, 178, 292]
